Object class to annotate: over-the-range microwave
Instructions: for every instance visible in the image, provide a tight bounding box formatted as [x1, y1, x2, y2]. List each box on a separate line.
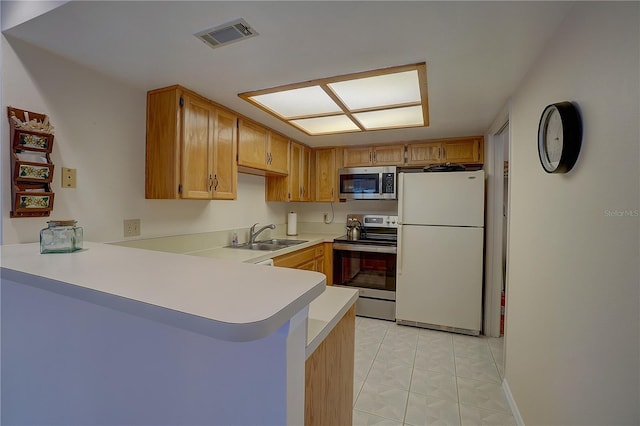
[338, 166, 397, 200]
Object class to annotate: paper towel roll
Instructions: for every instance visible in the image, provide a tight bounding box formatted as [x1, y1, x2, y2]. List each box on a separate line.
[287, 211, 298, 236]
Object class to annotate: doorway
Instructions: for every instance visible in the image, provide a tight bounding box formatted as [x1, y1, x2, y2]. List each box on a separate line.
[484, 115, 510, 339]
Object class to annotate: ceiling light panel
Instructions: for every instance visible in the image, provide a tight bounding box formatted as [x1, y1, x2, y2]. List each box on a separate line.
[249, 86, 341, 119]
[354, 105, 424, 130]
[291, 115, 361, 135]
[328, 70, 422, 110]
[238, 62, 428, 135]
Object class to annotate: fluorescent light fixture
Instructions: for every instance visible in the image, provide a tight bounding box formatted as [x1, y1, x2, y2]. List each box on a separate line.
[354, 105, 425, 130]
[291, 115, 361, 135]
[250, 86, 341, 118]
[327, 70, 421, 110]
[239, 62, 428, 135]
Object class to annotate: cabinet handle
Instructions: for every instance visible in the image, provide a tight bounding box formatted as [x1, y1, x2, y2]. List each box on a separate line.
[369, 151, 372, 163]
[373, 151, 377, 163]
[214, 174, 219, 191]
[209, 174, 213, 191]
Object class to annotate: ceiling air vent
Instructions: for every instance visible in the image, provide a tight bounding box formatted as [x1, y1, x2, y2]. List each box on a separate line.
[195, 19, 259, 50]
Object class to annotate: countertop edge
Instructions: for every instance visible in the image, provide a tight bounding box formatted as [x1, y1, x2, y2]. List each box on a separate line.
[306, 287, 359, 359]
[1, 267, 326, 342]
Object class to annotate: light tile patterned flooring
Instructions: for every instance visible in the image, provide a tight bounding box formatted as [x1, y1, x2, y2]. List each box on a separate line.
[353, 316, 515, 426]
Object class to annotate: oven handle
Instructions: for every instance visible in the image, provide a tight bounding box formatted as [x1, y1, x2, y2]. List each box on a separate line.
[333, 242, 397, 254]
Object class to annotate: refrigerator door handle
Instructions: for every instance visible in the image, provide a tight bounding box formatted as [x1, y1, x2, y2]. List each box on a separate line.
[397, 225, 403, 275]
[397, 172, 404, 224]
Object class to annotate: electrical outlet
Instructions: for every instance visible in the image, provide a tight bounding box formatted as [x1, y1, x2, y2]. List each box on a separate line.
[124, 219, 140, 237]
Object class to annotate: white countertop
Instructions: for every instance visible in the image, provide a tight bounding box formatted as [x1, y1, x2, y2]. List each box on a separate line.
[1, 242, 326, 342]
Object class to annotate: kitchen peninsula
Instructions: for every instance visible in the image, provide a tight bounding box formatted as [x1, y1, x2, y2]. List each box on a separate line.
[1, 242, 357, 425]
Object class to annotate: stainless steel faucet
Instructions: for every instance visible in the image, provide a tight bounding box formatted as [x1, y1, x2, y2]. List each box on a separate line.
[249, 223, 276, 243]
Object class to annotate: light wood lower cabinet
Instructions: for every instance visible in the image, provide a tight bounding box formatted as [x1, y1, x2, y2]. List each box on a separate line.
[305, 306, 355, 426]
[273, 243, 324, 273]
[272, 242, 332, 285]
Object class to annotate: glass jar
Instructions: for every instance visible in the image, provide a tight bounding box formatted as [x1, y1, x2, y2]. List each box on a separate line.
[40, 220, 83, 254]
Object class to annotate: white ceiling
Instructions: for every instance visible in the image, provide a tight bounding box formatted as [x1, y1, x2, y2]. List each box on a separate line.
[3, 1, 574, 148]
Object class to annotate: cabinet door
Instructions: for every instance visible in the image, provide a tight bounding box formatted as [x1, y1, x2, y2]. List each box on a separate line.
[443, 138, 483, 164]
[212, 109, 237, 200]
[146, 87, 181, 199]
[181, 94, 213, 199]
[406, 142, 442, 165]
[289, 142, 303, 201]
[373, 145, 405, 165]
[343, 147, 373, 167]
[268, 132, 290, 175]
[238, 120, 268, 170]
[315, 148, 336, 202]
[301, 146, 312, 201]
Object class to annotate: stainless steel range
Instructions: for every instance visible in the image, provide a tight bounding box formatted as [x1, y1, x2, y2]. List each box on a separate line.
[333, 214, 398, 321]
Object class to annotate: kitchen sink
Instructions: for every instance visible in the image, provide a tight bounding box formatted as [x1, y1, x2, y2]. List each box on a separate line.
[225, 239, 308, 251]
[256, 239, 308, 246]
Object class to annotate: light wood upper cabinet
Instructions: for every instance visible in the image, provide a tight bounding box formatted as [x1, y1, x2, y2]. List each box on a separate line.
[442, 137, 484, 164]
[343, 145, 405, 167]
[238, 119, 289, 175]
[145, 85, 237, 200]
[265, 140, 311, 202]
[406, 142, 442, 165]
[406, 136, 484, 166]
[314, 148, 341, 202]
[268, 132, 290, 175]
[373, 145, 406, 165]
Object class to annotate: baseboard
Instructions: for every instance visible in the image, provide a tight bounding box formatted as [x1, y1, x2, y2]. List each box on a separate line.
[502, 378, 525, 426]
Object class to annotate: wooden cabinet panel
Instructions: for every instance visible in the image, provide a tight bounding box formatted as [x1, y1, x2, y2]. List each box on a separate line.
[406, 136, 484, 166]
[407, 142, 442, 165]
[268, 132, 290, 175]
[211, 109, 238, 200]
[443, 137, 483, 164]
[374, 145, 405, 165]
[305, 306, 355, 426]
[266, 140, 311, 202]
[237, 119, 268, 171]
[343, 146, 373, 167]
[272, 243, 327, 280]
[343, 144, 405, 167]
[238, 120, 289, 175]
[289, 142, 302, 201]
[146, 85, 237, 200]
[314, 148, 339, 202]
[181, 94, 214, 199]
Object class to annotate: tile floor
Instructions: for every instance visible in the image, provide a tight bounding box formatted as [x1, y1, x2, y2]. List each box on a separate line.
[353, 316, 515, 426]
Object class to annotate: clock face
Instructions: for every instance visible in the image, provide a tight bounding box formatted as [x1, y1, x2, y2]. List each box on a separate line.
[543, 108, 563, 169]
[537, 102, 581, 173]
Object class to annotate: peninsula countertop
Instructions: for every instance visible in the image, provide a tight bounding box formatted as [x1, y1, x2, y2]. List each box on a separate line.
[1, 242, 326, 342]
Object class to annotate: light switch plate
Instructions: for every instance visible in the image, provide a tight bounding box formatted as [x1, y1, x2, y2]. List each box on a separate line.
[61, 167, 77, 188]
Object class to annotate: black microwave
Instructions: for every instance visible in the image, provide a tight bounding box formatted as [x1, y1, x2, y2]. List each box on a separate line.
[338, 166, 397, 200]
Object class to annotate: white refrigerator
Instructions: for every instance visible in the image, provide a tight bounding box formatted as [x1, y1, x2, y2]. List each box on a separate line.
[396, 170, 485, 335]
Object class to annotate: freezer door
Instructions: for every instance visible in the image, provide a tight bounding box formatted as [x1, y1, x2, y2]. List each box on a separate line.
[396, 225, 483, 333]
[399, 171, 484, 227]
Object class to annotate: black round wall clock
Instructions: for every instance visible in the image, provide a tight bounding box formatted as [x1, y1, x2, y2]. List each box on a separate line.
[537, 101, 583, 173]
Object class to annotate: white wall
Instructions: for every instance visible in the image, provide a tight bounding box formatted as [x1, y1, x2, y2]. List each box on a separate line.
[2, 36, 289, 244]
[505, 3, 639, 424]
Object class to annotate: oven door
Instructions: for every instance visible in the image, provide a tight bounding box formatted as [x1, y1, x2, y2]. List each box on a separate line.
[332, 243, 397, 299]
